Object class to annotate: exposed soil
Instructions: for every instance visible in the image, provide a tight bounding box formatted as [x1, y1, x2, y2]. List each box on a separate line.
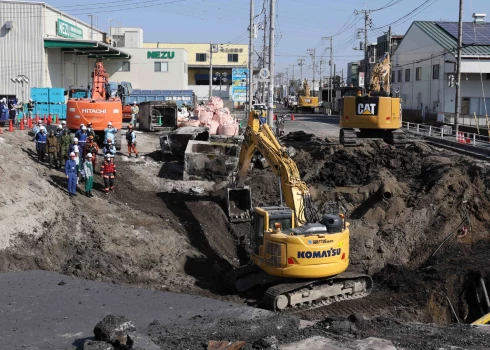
[2, 127, 490, 348]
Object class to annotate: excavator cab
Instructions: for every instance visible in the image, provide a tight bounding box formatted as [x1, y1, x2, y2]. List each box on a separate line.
[250, 207, 294, 255]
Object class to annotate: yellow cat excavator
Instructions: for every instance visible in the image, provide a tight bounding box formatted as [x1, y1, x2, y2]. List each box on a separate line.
[339, 53, 406, 146]
[225, 111, 372, 311]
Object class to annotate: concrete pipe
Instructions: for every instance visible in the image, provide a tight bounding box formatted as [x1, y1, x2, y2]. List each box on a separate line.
[378, 183, 393, 200]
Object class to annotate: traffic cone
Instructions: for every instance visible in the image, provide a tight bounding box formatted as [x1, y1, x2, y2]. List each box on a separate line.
[47, 114, 52, 125]
[20, 119, 25, 130]
[35, 114, 39, 124]
[291, 113, 295, 121]
[28, 117, 33, 129]
[0, 126, 3, 134]
[43, 115, 47, 124]
[273, 114, 277, 121]
[9, 120, 13, 132]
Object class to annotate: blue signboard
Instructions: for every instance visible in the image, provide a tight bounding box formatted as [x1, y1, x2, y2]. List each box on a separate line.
[232, 68, 249, 102]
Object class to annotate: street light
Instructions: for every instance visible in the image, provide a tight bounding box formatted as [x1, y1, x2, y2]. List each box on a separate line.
[213, 72, 228, 97]
[10, 74, 29, 104]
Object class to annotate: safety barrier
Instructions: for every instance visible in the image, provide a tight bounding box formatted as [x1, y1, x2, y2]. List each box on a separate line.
[403, 121, 490, 153]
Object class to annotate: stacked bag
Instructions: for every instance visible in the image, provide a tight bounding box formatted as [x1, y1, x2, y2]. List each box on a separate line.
[179, 97, 239, 136]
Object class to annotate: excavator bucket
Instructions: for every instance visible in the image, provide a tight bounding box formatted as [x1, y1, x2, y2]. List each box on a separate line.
[226, 186, 252, 223]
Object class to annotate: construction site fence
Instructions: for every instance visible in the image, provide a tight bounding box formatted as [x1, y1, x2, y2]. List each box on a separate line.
[402, 121, 490, 150]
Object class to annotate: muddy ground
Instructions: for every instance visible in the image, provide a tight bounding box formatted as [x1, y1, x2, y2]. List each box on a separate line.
[1, 129, 490, 348]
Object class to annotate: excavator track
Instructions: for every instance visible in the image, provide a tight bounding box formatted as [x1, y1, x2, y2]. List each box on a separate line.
[340, 128, 357, 147]
[262, 272, 373, 312]
[224, 265, 262, 293]
[385, 129, 408, 147]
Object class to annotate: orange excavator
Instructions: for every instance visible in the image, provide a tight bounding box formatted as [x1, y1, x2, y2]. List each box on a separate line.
[66, 61, 122, 149]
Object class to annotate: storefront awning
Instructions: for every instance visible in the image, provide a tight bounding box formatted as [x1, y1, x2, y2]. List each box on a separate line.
[44, 38, 131, 59]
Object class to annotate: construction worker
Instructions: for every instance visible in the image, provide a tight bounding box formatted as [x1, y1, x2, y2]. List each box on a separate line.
[86, 122, 96, 139]
[27, 99, 35, 119]
[130, 102, 139, 126]
[74, 148, 81, 184]
[100, 154, 116, 194]
[125, 124, 139, 158]
[46, 130, 60, 169]
[103, 138, 116, 156]
[104, 122, 118, 146]
[0, 98, 8, 125]
[32, 121, 42, 139]
[60, 129, 72, 167]
[60, 120, 68, 135]
[35, 126, 47, 162]
[81, 153, 95, 197]
[65, 152, 78, 198]
[69, 137, 80, 155]
[77, 125, 89, 162]
[85, 136, 99, 168]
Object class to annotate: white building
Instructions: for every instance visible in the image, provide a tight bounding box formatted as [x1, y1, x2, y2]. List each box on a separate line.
[391, 20, 490, 122]
[0, 3, 189, 102]
[0, 0, 132, 101]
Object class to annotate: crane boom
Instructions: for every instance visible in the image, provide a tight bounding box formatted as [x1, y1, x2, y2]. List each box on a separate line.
[230, 111, 317, 225]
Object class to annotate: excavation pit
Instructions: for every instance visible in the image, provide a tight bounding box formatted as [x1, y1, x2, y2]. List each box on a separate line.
[183, 140, 239, 182]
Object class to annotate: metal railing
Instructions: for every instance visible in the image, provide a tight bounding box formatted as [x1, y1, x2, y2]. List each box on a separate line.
[402, 121, 490, 152]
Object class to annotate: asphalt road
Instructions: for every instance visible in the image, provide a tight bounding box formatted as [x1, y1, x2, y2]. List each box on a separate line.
[0, 271, 271, 350]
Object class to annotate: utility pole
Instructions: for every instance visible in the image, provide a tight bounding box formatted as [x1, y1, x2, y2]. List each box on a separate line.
[455, 0, 463, 135]
[267, 0, 275, 125]
[307, 48, 316, 95]
[364, 11, 369, 89]
[262, 2, 268, 102]
[319, 60, 323, 103]
[298, 58, 304, 85]
[329, 36, 333, 108]
[291, 64, 295, 91]
[209, 41, 213, 99]
[88, 15, 94, 40]
[285, 67, 289, 101]
[387, 26, 392, 57]
[248, 0, 254, 114]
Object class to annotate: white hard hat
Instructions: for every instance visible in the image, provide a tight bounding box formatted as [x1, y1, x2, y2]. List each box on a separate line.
[133, 101, 136, 104]
[108, 122, 113, 126]
[86, 153, 93, 158]
[29, 98, 33, 102]
[57, 124, 62, 129]
[82, 126, 87, 130]
[61, 121, 66, 125]
[80, 124, 84, 127]
[69, 152, 75, 157]
[73, 137, 78, 142]
[105, 154, 111, 158]
[40, 126, 45, 130]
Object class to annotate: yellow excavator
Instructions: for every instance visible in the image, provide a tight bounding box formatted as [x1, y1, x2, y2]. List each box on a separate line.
[339, 53, 406, 146]
[297, 79, 318, 113]
[225, 111, 372, 311]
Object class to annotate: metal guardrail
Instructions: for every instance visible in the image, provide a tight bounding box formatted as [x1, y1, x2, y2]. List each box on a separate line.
[402, 121, 490, 153]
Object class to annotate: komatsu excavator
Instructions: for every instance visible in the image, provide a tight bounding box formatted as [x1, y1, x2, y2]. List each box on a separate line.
[339, 53, 406, 146]
[225, 111, 372, 311]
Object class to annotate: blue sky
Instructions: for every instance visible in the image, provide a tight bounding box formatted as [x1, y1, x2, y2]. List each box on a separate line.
[49, 0, 488, 80]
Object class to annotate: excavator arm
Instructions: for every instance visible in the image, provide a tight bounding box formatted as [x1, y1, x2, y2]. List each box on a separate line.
[227, 111, 317, 225]
[369, 53, 391, 94]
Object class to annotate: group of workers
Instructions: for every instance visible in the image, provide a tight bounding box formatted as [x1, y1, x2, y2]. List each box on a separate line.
[32, 120, 139, 198]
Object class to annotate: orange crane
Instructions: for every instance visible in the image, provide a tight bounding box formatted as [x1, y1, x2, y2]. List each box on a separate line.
[66, 62, 123, 149]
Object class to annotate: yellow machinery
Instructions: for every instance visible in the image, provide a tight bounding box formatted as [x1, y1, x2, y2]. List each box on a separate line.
[297, 79, 318, 113]
[225, 110, 372, 311]
[339, 53, 406, 146]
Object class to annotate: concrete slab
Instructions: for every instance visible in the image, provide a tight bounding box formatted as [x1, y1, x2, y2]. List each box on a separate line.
[0, 271, 271, 350]
[280, 336, 397, 350]
[184, 140, 239, 181]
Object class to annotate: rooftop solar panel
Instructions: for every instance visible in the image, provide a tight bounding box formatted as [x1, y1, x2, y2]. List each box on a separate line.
[437, 22, 490, 46]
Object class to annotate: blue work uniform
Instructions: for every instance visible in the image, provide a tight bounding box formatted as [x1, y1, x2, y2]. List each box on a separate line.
[65, 159, 78, 195]
[77, 132, 88, 161]
[103, 127, 118, 144]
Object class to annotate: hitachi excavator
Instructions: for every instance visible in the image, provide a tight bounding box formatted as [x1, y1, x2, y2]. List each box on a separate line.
[339, 53, 406, 146]
[225, 111, 372, 311]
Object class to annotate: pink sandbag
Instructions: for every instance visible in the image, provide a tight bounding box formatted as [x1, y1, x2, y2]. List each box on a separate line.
[213, 110, 231, 125]
[208, 120, 219, 135]
[181, 118, 200, 127]
[209, 96, 224, 110]
[219, 123, 238, 136]
[199, 110, 213, 125]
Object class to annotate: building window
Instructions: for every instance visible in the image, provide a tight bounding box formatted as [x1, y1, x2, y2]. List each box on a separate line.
[154, 62, 168, 72]
[416, 67, 422, 81]
[228, 54, 238, 63]
[120, 61, 130, 72]
[397, 70, 402, 83]
[391, 70, 396, 83]
[405, 68, 411, 82]
[196, 53, 207, 62]
[432, 64, 440, 79]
